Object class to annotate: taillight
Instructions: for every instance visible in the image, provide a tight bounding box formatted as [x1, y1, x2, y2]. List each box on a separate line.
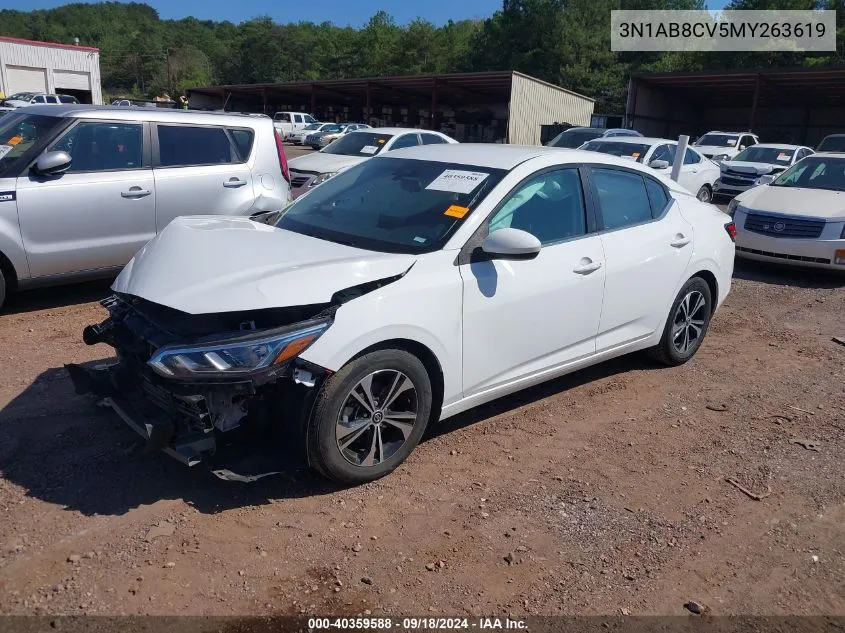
[725, 222, 737, 241]
[274, 129, 290, 184]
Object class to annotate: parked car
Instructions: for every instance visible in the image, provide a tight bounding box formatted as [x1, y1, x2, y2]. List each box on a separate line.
[816, 134, 845, 153]
[729, 153, 845, 272]
[289, 122, 337, 146]
[713, 144, 814, 199]
[1, 92, 79, 108]
[546, 127, 643, 148]
[273, 111, 318, 138]
[288, 127, 457, 198]
[579, 136, 720, 202]
[68, 143, 735, 485]
[692, 131, 760, 161]
[308, 123, 371, 149]
[0, 105, 292, 309]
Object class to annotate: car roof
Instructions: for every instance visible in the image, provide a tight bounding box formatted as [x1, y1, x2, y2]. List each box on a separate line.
[351, 127, 442, 135]
[807, 152, 845, 159]
[820, 133, 845, 138]
[19, 104, 271, 125]
[702, 130, 756, 136]
[586, 136, 673, 146]
[379, 143, 695, 178]
[746, 143, 806, 150]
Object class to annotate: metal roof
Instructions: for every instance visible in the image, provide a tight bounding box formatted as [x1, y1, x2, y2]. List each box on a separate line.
[631, 66, 845, 108]
[187, 71, 593, 108]
[0, 35, 99, 53]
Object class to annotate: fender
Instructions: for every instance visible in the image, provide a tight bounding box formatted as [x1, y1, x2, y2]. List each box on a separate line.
[0, 204, 29, 283]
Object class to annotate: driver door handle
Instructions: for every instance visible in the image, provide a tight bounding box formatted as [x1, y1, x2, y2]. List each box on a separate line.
[670, 234, 692, 248]
[121, 187, 151, 199]
[573, 260, 603, 275]
[224, 178, 248, 188]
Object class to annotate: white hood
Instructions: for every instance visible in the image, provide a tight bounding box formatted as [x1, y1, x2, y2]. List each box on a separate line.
[288, 152, 369, 175]
[721, 161, 784, 175]
[693, 145, 737, 158]
[112, 216, 415, 314]
[737, 185, 845, 220]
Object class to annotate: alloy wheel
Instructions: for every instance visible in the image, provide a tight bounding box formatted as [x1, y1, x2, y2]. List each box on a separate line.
[672, 290, 707, 354]
[697, 187, 711, 202]
[335, 370, 419, 467]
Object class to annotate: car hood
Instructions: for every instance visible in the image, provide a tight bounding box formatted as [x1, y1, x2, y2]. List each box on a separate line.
[721, 161, 784, 175]
[2, 100, 28, 108]
[112, 216, 416, 315]
[737, 185, 845, 220]
[693, 145, 736, 157]
[288, 152, 369, 175]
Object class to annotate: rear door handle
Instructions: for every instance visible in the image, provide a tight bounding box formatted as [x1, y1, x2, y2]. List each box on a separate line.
[573, 260, 603, 275]
[223, 178, 248, 188]
[121, 187, 151, 199]
[670, 234, 692, 248]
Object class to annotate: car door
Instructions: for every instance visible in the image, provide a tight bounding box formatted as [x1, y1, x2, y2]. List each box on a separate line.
[152, 123, 255, 229]
[293, 114, 305, 131]
[679, 147, 708, 193]
[588, 166, 693, 351]
[459, 166, 605, 396]
[16, 119, 155, 278]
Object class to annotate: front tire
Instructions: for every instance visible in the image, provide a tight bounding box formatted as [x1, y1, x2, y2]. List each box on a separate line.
[306, 349, 432, 485]
[696, 185, 712, 203]
[650, 277, 713, 366]
[0, 267, 6, 311]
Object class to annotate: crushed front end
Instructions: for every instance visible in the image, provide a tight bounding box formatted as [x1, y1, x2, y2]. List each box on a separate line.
[67, 294, 333, 478]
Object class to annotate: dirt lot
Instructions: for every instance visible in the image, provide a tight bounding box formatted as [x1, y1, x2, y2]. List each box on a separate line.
[0, 215, 844, 618]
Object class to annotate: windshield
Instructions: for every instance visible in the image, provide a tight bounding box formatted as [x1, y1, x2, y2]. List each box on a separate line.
[733, 146, 795, 164]
[302, 123, 321, 131]
[771, 156, 845, 192]
[581, 140, 650, 162]
[548, 128, 604, 148]
[695, 134, 739, 147]
[7, 93, 35, 101]
[321, 131, 394, 157]
[276, 158, 506, 253]
[0, 112, 65, 176]
[321, 125, 343, 133]
[817, 136, 845, 152]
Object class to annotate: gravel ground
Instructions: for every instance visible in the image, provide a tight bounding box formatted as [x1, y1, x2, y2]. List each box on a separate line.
[0, 197, 843, 619]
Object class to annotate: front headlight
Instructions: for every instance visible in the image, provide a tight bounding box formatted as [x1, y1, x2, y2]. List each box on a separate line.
[148, 319, 330, 379]
[310, 172, 337, 187]
[712, 154, 729, 162]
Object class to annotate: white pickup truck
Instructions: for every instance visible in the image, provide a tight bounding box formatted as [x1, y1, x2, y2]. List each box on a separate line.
[273, 112, 319, 138]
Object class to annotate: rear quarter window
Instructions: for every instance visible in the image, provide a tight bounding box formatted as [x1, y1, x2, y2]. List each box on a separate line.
[228, 128, 255, 161]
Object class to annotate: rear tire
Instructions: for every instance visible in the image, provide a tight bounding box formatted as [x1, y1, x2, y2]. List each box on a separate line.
[650, 277, 713, 367]
[306, 349, 432, 485]
[0, 267, 6, 311]
[696, 185, 712, 203]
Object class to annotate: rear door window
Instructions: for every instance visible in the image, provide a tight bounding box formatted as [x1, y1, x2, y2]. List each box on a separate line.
[157, 125, 235, 167]
[228, 128, 254, 161]
[294, 114, 303, 123]
[388, 134, 420, 151]
[591, 168, 653, 231]
[421, 133, 447, 145]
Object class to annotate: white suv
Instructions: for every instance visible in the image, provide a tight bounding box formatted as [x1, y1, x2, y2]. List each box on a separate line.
[693, 131, 760, 162]
[0, 105, 292, 308]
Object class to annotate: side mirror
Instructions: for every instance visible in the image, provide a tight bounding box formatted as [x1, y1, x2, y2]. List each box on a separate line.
[649, 159, 670, 170]
[480, 228, 541, 260]
[33, 151, 72, 176]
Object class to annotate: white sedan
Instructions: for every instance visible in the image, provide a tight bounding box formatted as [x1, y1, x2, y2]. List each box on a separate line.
[70, 144, 735, 485]
[579, 136, 720, 203]
[730, 152, 845, 271]
[288, 127, 457, 198]
[714, 143, 814, 199]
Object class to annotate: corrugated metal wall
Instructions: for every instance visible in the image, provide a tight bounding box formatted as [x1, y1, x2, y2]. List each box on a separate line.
[0, 39, 102, 104]
[508, 72, 594, 145]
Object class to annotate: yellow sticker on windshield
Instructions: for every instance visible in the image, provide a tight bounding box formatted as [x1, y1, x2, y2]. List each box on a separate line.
[444, 205, 470, 219]
[631, 152, 640, 158]
[377, 138, 386, 144]
[6, 136, 22, 145]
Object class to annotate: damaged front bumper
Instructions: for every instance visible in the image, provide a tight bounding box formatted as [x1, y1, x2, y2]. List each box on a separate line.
[67, 295, 331, 478]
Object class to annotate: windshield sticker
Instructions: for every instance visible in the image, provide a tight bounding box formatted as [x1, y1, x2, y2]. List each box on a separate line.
[377, 138, 386, 144]
[631, 152, 640, 158]
[413, 236, 427, 243]
[0, 191, 15, 202]
[426, 170, 490, 194]
[0, 145, 13, 159]
[776, 153, 790, 161]
[360, 145, 378, 154]
[444, 204, 470, 219]
[727, 139, 737, 146]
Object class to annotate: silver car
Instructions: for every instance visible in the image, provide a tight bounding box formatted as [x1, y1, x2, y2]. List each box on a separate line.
[0, 105, 292, 309]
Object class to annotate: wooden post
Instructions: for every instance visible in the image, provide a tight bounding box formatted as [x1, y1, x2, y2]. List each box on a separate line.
[749, 74, 761, 131]
[310, 83, 316, 115]
[262, 87, 268, 114]
[430, 79, 438, 130]
[365, 81, 372, 124]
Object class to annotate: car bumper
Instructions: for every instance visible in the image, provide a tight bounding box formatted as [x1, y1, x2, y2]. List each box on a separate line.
[735, 231, 845, 271]
[714, 180, 756, 197]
